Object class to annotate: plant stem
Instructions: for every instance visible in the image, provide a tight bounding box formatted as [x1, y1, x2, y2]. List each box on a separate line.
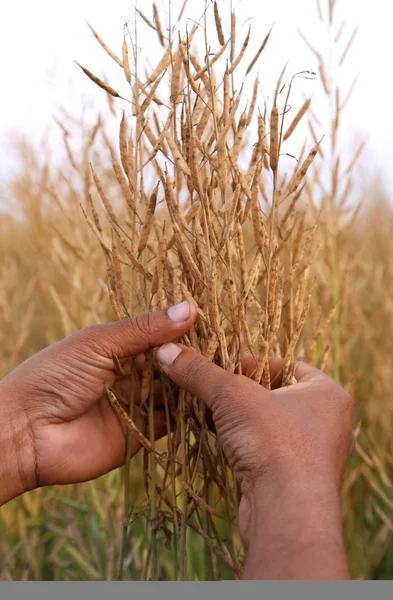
[179, 390, 188, 580]
[148, 376, 158, 580]
[116, 358, 136, 580]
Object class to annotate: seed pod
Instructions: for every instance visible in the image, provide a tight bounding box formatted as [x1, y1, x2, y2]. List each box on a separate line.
[75, 62, 120, 97]
[164, 172, 202, 281]
[119, 111, 130, 179]
[136, 8, 157, 31]
[269, 105, 279, 171]
[141, 71, 166, 113]
[122, 38, 131, 83]
[146, 47, 172, 84]
[114, 226, 153, 281]
[214, 2, 225, 45]
[153, 2, 165, 46]
[196, 100, 213, 140]
[283, 97, 312, 141]
[91, 164, 120, 228]
[288, 141, 320, 195]
[88, 194, 102, 233]
[228, 26, 251, 75]
[171, 51, 183, 103]
[105, 386, 162, 456]
[165, 131, 192, 177]
[251, 163, 266, 251]
[230, 13, 236, 63]
[246, 26, 272, 75]
[137, 182, 159, 256]
[193, 40, 230, 82]
[111, 152, 137, 214]
[318, 60, 330, 95]
[86, 23, 123, 68]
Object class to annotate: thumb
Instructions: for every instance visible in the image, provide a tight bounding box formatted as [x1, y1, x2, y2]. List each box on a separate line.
[76, 301, 197, 359]
[156, 343, 236, 411]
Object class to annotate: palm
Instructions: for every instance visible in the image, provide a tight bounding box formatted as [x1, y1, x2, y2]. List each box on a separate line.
[5, 327, 166, 487]
[33, 393, 129, 485]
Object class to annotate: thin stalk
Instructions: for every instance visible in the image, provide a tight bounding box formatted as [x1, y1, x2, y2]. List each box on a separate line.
[160, 374, 179, 580]
[148, 376, 158, 580]
[327, 7, 340, 382]
[178, 389, 188, 580]
[264, 169, 279, 339]
[116, 358, 136, 580]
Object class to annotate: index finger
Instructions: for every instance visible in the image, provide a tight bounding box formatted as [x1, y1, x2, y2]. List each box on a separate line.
[241, 356, 326, 389]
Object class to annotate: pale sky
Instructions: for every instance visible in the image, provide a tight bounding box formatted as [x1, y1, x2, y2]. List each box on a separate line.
[0, 0, 391, 190]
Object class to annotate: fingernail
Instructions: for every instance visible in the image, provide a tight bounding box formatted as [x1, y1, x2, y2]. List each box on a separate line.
[156, 343, 182, 367]
[167, 300, 190, 323]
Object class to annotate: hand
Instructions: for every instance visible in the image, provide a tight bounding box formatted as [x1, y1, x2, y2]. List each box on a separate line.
[0, 301, 196, 505]
[156, 343, 354, 579]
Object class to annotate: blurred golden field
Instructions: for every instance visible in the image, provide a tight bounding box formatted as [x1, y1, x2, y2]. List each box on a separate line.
[1, 0, 393, 581]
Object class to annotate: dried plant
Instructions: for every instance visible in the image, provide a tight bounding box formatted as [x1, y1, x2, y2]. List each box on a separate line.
[2, 0, 393, 583]
[72, 1, 324, 580]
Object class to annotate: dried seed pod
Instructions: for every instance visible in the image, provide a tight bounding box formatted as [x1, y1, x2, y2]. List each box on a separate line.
[111, 152, 137, 214]
[136, 8, 157, 31]
[87, 23, 123, 68]
[251, 163, 266, 251]
[75, 62, 120, 98]
[165, 131, 192, 177]
[228, 26, 251, 75]
[288, 141, 320, 195]
[246, 26, 272, 75]
[171, 50, 183, 103]
[153, 2, 165, 46]
[114, 226, 153, 281]
[318, 60, 330, 95]
[269, 105, 279, 171]
[119, 111, 130, 179]
[145, 47, 172, 85]
[193, 40, 230, 82]
[88, 194, 102, 234]
[122, 38, 131, 84]
[140, 349, 154, 406]
[137, 182, 159, 256]
[230, 13, 236, 63]
[164, 172, 202, 281]
[283, 98, 312, 141]
[214, 2, 225, 45]
[105, 386, 162, 456]
[339, 27, 358, 66]
[91, 164, 120, 228]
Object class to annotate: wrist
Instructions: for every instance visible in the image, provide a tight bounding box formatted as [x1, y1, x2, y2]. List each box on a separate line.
[242, 465, 349, 579]
[0, 381, 37, 505]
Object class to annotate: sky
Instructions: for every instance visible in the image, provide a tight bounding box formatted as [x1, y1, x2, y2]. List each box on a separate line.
[0, 0, 392, 191]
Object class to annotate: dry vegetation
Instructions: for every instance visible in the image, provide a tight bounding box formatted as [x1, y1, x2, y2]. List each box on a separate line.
[1, 0, 393, 581]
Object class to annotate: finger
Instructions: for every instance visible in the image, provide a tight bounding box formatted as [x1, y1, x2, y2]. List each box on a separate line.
[269, 357, 328, 390]
[241, 356, 258, 378]
[79, 301, 196, 359]
[156, 343, 245, 412]
[240, 356, 324, 390]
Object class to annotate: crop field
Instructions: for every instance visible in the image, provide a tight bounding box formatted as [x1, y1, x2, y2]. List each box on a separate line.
[1, 0, 393, 581]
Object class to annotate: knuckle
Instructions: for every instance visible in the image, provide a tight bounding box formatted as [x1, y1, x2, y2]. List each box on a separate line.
[74, 324, 107, 354]
[79, 323, 102, 340]
[180, 355, 208, 387]
[133, 312, 155, 341]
